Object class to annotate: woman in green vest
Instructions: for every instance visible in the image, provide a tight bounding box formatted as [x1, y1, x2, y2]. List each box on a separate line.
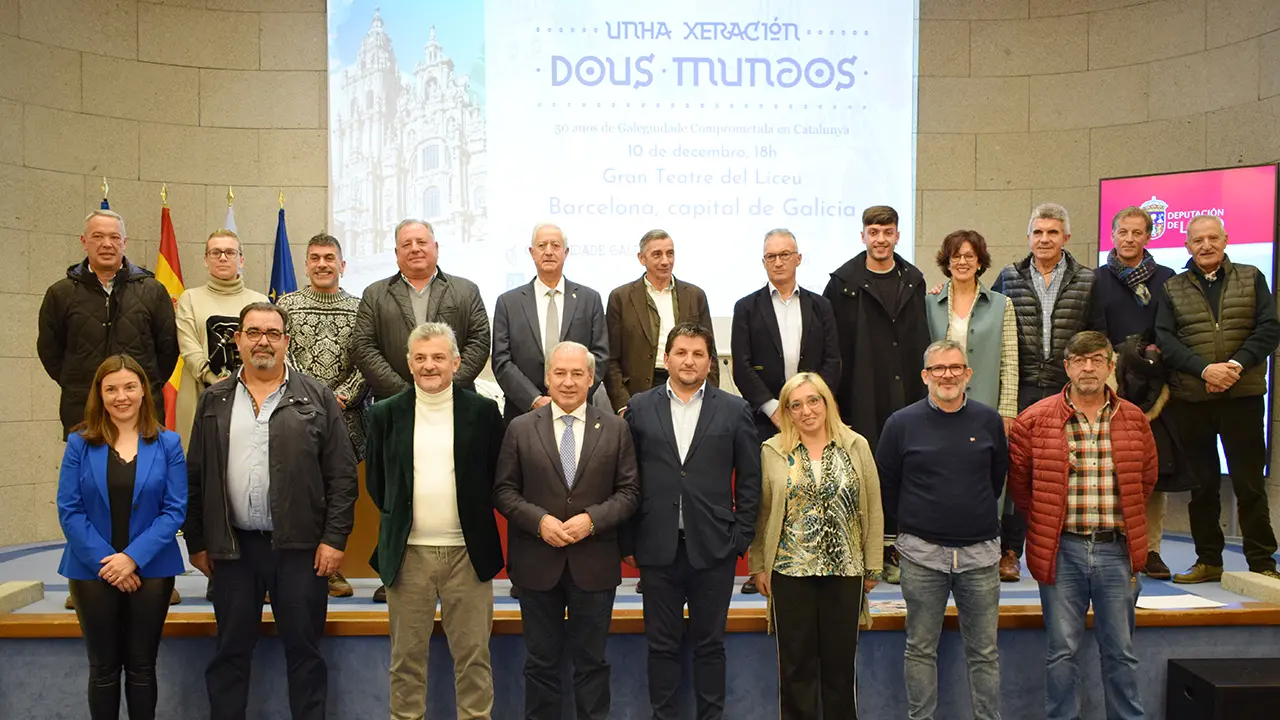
[925, 230, 1018, 424]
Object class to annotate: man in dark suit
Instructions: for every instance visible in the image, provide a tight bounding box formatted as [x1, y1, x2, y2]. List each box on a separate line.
[492, 223, 609, 422]
[622, 322, 762, 720]
[604, 229, 718, 415]
[494, 341, 640, 720]
[365, 322, 506, 720]
[732, 228, 841, 444]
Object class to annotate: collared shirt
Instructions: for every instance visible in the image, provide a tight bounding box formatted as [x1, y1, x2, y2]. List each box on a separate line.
[774, 441, 865, 578]
[227, 367, 291, 531]
[645, 275, 677, 368]
[1063, 389, 1123, 533]
[402, 271, 437, 325]
[666, 379, 706, 529]
[1030, 255, 1067, 356]
[759, 283, 803, 419]
[535, 276, 567, 350]
[551, 400, 587, 470]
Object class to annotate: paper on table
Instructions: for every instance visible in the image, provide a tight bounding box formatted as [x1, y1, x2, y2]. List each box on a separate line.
[1135, 594, 1226, 610]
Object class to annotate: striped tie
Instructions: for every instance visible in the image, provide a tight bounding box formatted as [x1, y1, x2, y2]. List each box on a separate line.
[560, 415, 576, 489]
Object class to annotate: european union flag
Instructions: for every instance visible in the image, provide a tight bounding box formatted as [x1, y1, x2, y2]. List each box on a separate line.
[269, 208, 297, 303]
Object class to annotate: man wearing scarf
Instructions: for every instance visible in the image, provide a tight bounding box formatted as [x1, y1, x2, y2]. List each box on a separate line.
[1093, 207, 1175, 579]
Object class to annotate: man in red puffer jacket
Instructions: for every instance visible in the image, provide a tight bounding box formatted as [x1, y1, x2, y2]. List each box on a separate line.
[1008, 330, 1157, 720]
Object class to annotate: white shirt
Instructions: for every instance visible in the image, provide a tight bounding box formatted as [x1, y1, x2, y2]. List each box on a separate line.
[552, 401, 587, 470]
[645, 275, 677, 368]
[666, 380, 706, 529]
[535, 276, 566, 350]
[761, 283, 803, 418]
[948, 312, 971, 353]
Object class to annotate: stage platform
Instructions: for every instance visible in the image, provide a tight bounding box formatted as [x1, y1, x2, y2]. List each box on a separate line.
[3, 535, 1279, 718]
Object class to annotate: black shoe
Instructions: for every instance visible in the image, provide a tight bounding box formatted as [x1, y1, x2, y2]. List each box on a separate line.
[741, 578, 759, 594]
[1144, 551, 1172, 580]
[509, 585, 521, 599]
[635, 580, 643, 594]
[372, 584, 387, 603]
[205, 577, 214, 602]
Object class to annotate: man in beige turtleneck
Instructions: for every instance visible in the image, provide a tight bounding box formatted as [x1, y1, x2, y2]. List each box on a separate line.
[365, 322, 506, 720]
[175, 229, 269, 452]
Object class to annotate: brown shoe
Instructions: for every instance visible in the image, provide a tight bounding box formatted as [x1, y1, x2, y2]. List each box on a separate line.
[1172, 563, 1223, 584]
[328, 572, 354, 598]
[1143, 551, 1172, 580]
[169, 588, 182, 605]
[999, 550, 1021, 582]
[64, 594, 75, 610]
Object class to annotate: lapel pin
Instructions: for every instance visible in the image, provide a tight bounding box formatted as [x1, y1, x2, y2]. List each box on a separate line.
[594, 422, 600, 429]
[970, 437, 976, 442]
[572, 292, 577, 298]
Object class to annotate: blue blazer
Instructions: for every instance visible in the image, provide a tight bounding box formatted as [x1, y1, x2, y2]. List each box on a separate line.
[57, 430, 188, 580]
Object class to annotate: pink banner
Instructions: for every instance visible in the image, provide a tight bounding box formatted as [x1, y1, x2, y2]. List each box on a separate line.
[1098, 165, 1278, 251]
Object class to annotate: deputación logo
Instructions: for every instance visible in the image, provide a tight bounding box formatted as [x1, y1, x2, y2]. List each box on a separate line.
[1140, 196, 1168, 240]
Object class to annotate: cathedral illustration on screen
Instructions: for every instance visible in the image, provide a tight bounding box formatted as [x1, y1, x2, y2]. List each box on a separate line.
[332, 10, 488, 258]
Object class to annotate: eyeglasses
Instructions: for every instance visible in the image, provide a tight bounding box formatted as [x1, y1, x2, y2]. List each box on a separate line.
[925, 364, 968, 377]
[763, 251, 797, 264]
[206, 249, 240, 259]
[241, 328, 285, 343]
[1066, 354, 1111, 369]
[786, 395, 825, 412]
[950, 253, 978, 264]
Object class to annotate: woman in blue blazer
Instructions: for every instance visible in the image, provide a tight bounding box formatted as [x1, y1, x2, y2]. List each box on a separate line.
[57, 354, 187, 720]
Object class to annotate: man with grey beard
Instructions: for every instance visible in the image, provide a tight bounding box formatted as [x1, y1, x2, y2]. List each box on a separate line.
[184, 302, 357, 720]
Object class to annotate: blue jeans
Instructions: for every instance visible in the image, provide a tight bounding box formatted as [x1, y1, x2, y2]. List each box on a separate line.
[1038, 534, 1143, 720]
[900, 556, 1002, 720]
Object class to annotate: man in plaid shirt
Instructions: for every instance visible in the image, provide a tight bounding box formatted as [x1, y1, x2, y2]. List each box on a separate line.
[1008, 331, 1157, 720]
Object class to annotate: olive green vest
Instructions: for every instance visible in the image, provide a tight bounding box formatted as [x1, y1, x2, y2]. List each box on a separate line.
[1164, 260, 1267, 401]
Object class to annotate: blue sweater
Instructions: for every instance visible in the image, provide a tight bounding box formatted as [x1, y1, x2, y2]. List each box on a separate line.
[875, 398, 1007, 547]
[1093, 262, 1175, 347]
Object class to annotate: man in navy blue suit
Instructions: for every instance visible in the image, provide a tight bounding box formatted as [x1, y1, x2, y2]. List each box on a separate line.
[622, 322, 762, 720]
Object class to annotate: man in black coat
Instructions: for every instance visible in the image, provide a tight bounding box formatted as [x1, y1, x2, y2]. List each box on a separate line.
[823, 205, 930, 584]
[38, 210, 179, 436]
[622, 322, 761, 720]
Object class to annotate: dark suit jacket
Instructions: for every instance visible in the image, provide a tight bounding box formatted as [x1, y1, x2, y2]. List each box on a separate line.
[604, 276, 718, 412]
[491, 278, 608, 420]
[621, 384, 762, 570]
[364, 385, 506, 587]
[351, 269, 490, 401]
[730, 284, 841, 442]
[493, 404, 640, 592]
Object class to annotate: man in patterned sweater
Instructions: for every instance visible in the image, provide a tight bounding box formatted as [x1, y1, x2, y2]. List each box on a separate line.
[278, 233, 369, 598]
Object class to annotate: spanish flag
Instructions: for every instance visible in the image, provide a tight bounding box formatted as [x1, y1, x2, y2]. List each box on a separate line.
[155, 198, 185, 429]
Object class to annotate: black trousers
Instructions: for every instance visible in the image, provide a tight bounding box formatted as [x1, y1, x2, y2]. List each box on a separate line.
[1002, 384, 1059, 556]
[68, 576, 175, 720]
[771, 573, 864, 720]
[640, 538, 737, 720]
[517, 566, 617, 720]
[206, 529, 329, 720]
[1166, 395, 1278, 571]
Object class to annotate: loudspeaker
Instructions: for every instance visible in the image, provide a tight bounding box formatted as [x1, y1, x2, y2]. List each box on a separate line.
[1166, 658, 1280, 719]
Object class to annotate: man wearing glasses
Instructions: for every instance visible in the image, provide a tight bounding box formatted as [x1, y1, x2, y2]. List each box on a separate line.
[876, 339, 1007, 720]
[185, 302, 358, 720]
[731, 228, 840, 594]
[1008, 331, 1156, 720]
[175, 229, 267, 451]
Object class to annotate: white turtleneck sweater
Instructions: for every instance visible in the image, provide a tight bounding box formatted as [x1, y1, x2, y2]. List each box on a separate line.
[408, 382, 463, 546]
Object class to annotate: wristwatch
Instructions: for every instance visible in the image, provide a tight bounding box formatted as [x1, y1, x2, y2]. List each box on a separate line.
[866, 570, 883, 581]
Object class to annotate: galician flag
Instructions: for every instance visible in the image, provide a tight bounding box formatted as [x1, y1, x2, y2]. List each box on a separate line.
[155, 190, 185, 429]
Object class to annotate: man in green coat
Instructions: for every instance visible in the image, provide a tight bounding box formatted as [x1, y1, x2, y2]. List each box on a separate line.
[365, 321, 506, 720]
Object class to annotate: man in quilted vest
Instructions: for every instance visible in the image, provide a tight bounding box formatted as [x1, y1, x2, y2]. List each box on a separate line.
[1008, 330, 1156, 720]
[1154, 214, 1280, 583]
[991, 203, 1106, 582]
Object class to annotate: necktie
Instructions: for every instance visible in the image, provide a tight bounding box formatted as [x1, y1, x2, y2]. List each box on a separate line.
[545, 289, 560, 361]
[560, 415, 576, 489]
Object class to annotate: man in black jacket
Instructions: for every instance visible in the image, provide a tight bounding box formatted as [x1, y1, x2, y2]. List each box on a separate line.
[824, 205, 930, 584]
[184, 302, 358, 720]
[990, 202, 1105, 582]
[38, 210, 179, 437]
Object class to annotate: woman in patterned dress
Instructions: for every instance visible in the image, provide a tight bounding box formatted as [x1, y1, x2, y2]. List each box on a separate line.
[748, 372, 884, 720]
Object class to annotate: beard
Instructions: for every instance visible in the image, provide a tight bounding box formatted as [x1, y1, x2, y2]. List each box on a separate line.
[248, 353, 278, 370]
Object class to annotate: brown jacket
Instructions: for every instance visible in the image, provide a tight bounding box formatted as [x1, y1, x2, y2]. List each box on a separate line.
[604, 276, 718, 411]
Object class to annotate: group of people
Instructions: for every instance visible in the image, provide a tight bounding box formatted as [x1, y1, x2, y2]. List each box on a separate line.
[38, 200, 1279, 720]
